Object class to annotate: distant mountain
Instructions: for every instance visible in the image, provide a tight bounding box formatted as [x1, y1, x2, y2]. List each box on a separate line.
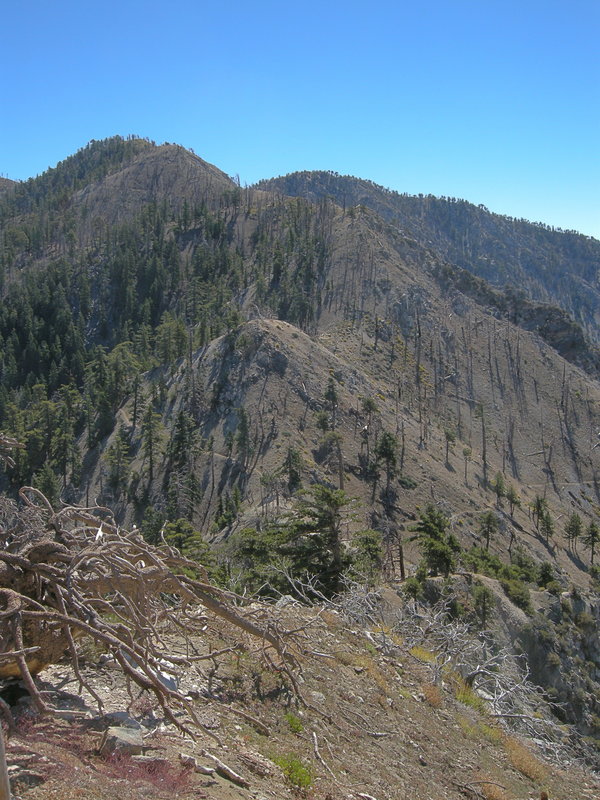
[1, 136, 235, 232]
[256, 171, 600, 341]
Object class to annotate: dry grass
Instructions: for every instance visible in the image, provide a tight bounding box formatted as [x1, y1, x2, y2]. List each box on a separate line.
[409, 645, 436, 663]
[457, 717, 503, 745]
[503, 735, 548, 783]
[334, 650, 355, 666]
[334, 651, 390, 693]
[453, 677, 487, 713]
[478, 776, 512, 800]
[421, 682, 443, 708]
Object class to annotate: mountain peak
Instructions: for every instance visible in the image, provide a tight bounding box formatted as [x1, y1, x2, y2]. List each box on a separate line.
[2, 136, 235, 228]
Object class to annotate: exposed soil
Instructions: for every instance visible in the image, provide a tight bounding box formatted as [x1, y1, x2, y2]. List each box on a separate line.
[4, 598, 599, 800]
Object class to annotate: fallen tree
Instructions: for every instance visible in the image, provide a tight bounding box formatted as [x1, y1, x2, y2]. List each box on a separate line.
[0, 434, 298, 737]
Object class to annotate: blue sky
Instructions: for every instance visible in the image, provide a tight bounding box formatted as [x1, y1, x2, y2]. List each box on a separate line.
[2, 1, 599, 237]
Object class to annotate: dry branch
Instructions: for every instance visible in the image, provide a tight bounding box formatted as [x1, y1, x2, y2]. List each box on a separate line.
[200, 750, 250, 787]
[0, 468, 298, 736]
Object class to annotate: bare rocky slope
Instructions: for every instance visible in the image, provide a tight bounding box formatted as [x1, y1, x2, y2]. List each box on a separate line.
[6, 588, 600, 800]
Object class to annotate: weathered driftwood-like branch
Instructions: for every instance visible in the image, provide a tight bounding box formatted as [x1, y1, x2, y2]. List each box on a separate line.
[0, 475, 298, 736]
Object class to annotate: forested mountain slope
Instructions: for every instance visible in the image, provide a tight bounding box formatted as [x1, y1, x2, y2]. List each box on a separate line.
[0, 137, 599, 562]
[256, 171, 600, 341]
[2, 138, 600, 771]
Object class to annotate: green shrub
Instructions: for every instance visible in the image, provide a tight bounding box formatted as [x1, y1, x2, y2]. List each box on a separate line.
[284, 712, 304, 733]
[472, 583, 495, 627]
[546, 651, 561, 669]
[574, 611, 595, 629]
[560, 597, 572, 615]
[455, 681, 487, 713]
[500, 579, 532, 614]
[507, 548, 538, 582]
[273, 754, 313, 788]
[537, 561, 555, 588]
[402, 576, 423, 600]
[398, 475, 417, 489]
[350, 528, 384, 584]
[462, 546, 504, 577]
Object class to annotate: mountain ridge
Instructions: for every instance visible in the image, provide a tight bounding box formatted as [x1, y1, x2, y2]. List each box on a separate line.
[256, 170, 600, 342]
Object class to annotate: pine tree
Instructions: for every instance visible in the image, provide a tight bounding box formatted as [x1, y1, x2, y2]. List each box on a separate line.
[324, 377, 338, 428]
[505, 484, 520, 516]
[444, 428, 456, 465]
[479, 510, 499, 551]
[290, 485, 355, 595]
[583, 521, 600, 566]
[462, 447, 471, 486]
[142, 405, 164, 482]
[235, 407, 252, 469]
[540, 510, 554, 546]
[565, 512, 583, 553]
[492, 472, 506, 507]
[33, 462, 60, 508]
[531, 495, 547, 532]
[105, 426, 131, 491]
[375, 431, 397, 496]
[410, 505, 460, 578]
[473, 583, 494, 628]
[283, 447, 303, 493]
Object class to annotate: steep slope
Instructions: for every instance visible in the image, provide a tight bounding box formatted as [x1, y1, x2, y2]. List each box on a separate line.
[2, 139, 600, 766]
[1, 136, 233, 219]
[1, 137, 156, 214]
[71, 141, 235, 231]
[1, 139, 599, 566]
[256, 171, 600, 341]
[9, 593, 600, 800]
[82, 198, 600, 586]
[0, 137, 235, 270]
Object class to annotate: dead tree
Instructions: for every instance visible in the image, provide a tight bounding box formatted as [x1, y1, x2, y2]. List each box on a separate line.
[0, 437, 298, 737]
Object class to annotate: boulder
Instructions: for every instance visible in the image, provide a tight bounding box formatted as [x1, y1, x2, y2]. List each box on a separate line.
[100, 726, 145, 757]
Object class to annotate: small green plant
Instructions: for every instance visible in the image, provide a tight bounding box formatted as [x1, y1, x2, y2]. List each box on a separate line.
[273, 754, 313, 789]
[545, 651, 561, 669]
[455, 679, 487, 713]
[574, 611, 595, 629]
[458, 717, 503, 744]
[409, 645, 436, 663]
[284, 711, 304, 733]
[560, 596, 572, 615]
[462, 546, 504, 577]
[398, 475, 417, 489]
[545, 579, 562, 596]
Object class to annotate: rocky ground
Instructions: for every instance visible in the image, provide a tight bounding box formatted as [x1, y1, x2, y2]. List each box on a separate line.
[3, 590, 599, 800]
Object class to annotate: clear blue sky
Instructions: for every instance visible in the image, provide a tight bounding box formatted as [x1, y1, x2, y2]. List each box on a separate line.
[2, 1, 599, 238]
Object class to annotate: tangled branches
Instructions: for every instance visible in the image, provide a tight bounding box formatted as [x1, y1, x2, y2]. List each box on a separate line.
[330, 587, 582, 765]
[0, 482, 297, 737]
